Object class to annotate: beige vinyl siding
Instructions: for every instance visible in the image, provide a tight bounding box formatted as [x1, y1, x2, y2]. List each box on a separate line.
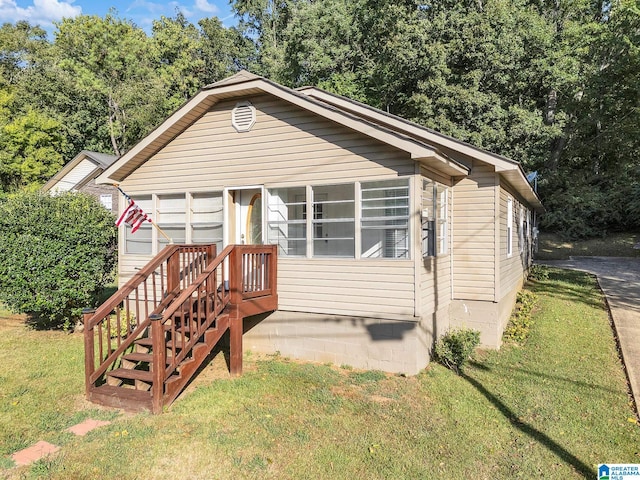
[499, 185, 529, 300]
[452, 163, 498, 301]
[420, 256, 452, 316]
[52, 159, 96, 193]
[118, 95, 417, 318]
[118, 253, 155, 287]
[122, 95, 414, 193]
[419, 177, 452, 316]
[277, 259, 416, 318]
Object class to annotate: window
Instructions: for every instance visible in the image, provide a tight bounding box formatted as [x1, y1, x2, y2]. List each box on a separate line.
[157, 194, 186, 249]
[312, 184, 355, 257]
[507, 197, 513, 257]
[361, 179, 410, 258]
[191, 192, 223, 252]
[124, 195, 152, 254]
[122, 191, 225, 256]
[422, 179, 448, 257]
[99, 194, 112, 210]
[436, 184, 448, 255]
[519, 206, 525, 254]
[267, 187, 306, 256]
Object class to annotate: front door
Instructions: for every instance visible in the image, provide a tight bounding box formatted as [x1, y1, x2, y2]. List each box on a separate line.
[234, 188, 263, 245]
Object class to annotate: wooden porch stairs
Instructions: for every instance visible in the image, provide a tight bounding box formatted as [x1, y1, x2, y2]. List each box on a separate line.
[83, 244, 277, 414]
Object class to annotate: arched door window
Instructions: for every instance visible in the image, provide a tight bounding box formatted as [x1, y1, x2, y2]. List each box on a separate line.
[246, 193, 262, 244]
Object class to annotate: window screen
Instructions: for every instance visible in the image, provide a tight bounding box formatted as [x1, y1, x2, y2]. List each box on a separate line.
[191, 192, 223, 252]
[361, 179, 410, 259]
[312, 184, 355, 257]
[266, 187, 306, 256]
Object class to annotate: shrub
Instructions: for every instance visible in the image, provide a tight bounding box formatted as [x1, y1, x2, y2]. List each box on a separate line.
[0, 191, 117, 329]
[528, 264, 549, 281]
[503, 290, 538, 344]
[433, 328, 480, 374]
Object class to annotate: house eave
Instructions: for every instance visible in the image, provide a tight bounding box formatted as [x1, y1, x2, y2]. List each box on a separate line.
[43, 150, 115, 192]
[298, 87, 541, 210]
[98, 74, 469, 185]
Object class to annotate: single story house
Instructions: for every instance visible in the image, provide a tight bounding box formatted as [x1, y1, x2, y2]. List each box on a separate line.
[43, 150, 119, 214]
[97, 70, 543, 375]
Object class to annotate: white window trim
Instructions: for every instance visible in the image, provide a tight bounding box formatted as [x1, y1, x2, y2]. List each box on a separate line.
[507, 197, 513, 258]
[519, 206, 524, 254]
[421, 178, 448, 258]
[310, 183, 356, 258]
[437, 185, 448, 256]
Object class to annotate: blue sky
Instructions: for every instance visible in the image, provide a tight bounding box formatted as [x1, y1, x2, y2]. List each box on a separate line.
[0, 0, 237, 37]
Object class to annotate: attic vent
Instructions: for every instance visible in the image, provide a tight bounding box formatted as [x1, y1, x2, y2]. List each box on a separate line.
[231, 101, 256, 132]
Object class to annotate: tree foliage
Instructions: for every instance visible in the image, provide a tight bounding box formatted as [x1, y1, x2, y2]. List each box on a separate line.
[0, 2, 637, 237]
[248, 0, 639, 238]
[0, 192, 117, 329]
[0, 108, 68, 191]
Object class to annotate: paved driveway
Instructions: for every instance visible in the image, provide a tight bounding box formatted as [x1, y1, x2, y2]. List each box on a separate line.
[538, 257, 640, 413]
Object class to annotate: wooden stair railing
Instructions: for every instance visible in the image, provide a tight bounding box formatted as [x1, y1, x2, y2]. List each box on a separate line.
[84, 244, 277, 414]
[83, 245, 215, 407]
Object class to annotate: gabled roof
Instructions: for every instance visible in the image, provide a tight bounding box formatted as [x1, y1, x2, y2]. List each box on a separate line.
[297, 87, 543, 211]
[43, 150, 118, 192]
[98, 70, 541, 211]
[98, 70, 469, 184]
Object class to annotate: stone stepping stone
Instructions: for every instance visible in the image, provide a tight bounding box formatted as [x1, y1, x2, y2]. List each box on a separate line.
[66, 419, 111, 436]
[11, 441, 60, 467]
[10, 419, 112, 467]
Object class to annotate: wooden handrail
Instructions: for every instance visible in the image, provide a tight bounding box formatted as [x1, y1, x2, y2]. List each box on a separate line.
[161, 245, 233, 322]
[87, 244, 214, 329]
[87, 290, 179, 384]
[84, 244, 214, 394]
[85, 243, 277, 412]
[87, 245, 180, 329]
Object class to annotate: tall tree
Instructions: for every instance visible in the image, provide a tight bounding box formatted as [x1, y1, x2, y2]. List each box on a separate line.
[232, 0, 294, 80]
[0, 21, 48, 88]
[199, 17, 257, 81]
[152, 13, 206, 113]
[52, 14, 164, 156]
[0, 106, 69, 192]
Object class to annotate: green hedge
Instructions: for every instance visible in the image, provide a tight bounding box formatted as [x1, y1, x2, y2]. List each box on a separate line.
[0, 191, 117, 329]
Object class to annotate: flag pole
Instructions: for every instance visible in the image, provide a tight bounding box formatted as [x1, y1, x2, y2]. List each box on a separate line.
[113, 183, 173, 244]
[151, 221, 173, 244]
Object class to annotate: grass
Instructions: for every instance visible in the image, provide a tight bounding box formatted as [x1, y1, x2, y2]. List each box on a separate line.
[1, 269, 639, 479]
[536, 231, 640, 260]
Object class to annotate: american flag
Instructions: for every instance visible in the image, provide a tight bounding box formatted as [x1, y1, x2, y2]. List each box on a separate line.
[115, 199, 151, 233]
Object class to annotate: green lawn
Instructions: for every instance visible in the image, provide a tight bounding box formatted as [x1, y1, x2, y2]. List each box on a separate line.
[1, 268, 638, 479]
[536, 231, 640, 260]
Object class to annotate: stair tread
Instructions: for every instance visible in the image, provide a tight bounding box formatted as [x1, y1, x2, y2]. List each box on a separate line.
[134, 337, 187, 349]
[134, 337, 153, 347]
[107, 368, 153, 381]
[122, 352, 173, 364]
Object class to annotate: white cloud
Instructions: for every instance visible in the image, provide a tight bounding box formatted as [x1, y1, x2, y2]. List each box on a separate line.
[0, 0, 81, 25]
[194, 0, 217, 14]
[126, 0, 167, 16]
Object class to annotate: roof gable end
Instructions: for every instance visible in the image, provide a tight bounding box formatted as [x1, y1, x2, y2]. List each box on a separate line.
[98, 73, 469, 184]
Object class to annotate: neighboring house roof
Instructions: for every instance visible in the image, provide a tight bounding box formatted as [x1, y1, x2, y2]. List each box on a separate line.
[97, 70, 542, 211]
[43, 150, 118, 193]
